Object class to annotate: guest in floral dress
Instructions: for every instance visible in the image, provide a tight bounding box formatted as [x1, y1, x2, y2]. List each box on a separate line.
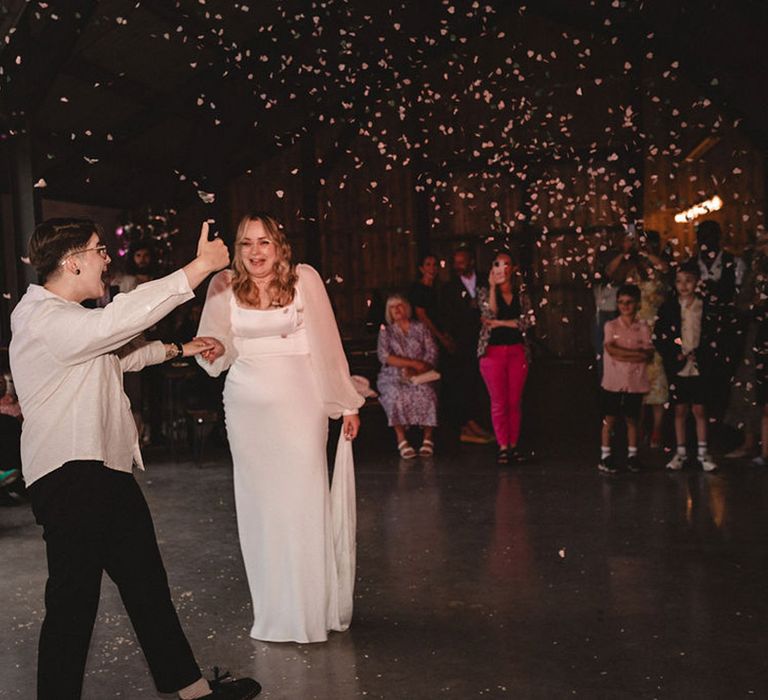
[377, 294, 439, 458]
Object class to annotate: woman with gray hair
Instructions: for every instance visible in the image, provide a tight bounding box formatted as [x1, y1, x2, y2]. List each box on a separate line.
[377, 294, 439, 458]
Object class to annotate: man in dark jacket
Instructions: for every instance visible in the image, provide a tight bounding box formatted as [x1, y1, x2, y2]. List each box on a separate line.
[439, 245, 493, 444]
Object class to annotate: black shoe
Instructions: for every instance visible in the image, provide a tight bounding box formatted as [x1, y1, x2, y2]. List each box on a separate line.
[626, 455, 642, 473]
[496, 447, 510, 465]
[207, 668, 261, 699]
[598, 455, 618, 474]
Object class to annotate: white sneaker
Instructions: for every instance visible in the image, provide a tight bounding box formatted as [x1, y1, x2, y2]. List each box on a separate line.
[700, 454, 718, 472]
[666, 453, 686, 471]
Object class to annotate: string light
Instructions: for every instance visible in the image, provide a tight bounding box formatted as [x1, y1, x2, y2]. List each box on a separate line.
[674, 195, 723, 223]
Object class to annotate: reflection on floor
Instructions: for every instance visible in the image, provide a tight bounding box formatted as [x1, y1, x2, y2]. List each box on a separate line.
[3, 434, 768, 699]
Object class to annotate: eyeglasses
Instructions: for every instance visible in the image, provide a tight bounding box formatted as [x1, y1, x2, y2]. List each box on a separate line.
[59, 245, 108, 265]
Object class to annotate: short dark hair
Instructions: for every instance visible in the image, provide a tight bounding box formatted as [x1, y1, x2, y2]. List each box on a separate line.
[676, 259, 701, 279]
[617, 283, 641, 303]
[28, 218, 102, 283]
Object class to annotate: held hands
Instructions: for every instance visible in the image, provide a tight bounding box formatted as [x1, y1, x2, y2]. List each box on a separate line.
[199, 337, 226, 363]
[343, 414, 360, 441]
[181, 337, 218, 358]
[196, 221, 230, 273]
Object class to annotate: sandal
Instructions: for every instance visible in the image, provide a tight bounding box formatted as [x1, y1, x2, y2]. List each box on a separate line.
[398, 440, 417, 459]
[419, 439, 434, 457]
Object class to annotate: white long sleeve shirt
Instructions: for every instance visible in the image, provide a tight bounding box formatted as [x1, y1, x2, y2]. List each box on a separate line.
[9, 269, 194, 486]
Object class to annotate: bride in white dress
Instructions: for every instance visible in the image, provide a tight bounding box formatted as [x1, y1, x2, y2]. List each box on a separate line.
[195, 212, 363, 643]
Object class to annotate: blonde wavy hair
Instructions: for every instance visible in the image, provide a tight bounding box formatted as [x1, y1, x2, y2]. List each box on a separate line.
[231, 212, 298, 308]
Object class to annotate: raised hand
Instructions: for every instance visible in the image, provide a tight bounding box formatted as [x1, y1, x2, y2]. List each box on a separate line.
[196, 221, 230, 273]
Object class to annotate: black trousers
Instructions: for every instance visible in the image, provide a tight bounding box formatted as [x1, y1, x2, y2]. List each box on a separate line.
[27, 461, 201, 699]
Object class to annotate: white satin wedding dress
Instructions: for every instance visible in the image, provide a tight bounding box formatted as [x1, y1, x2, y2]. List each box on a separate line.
[196, 265, 363, 643]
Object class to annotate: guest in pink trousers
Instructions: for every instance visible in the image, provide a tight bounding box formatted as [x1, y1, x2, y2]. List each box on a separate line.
[477, 252, 535, 465]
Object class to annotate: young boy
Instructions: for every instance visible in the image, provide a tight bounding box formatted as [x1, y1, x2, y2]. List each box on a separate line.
[599, 283, 654, 473]
[654, 261, 718, 471]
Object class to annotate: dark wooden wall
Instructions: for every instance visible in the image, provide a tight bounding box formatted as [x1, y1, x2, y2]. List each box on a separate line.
[220, 40, 765, 360]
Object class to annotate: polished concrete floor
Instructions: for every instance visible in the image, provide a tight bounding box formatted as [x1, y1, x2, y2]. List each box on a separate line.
[3, 369, 768, 698]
